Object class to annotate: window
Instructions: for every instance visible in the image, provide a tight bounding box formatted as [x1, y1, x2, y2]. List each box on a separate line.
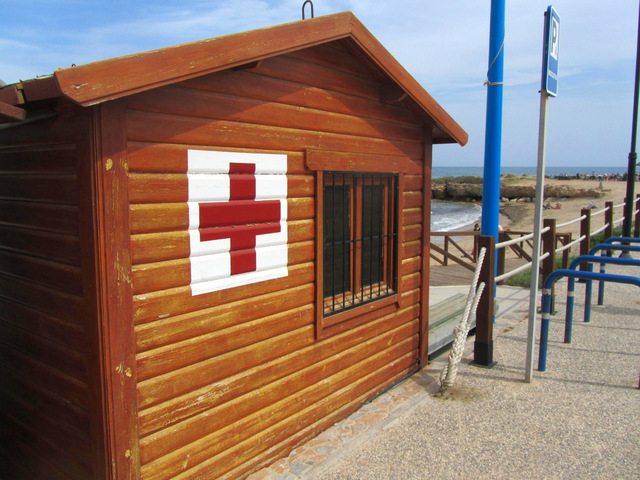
[321, 172, 398, 317]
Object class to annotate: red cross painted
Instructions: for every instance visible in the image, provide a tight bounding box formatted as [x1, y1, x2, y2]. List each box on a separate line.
[197, 162, 282, 275]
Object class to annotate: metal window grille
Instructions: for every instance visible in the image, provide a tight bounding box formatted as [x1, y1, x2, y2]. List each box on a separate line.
[323, 172, 398, 316]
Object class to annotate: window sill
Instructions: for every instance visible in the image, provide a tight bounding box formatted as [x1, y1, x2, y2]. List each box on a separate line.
[316, 293, 398, 340]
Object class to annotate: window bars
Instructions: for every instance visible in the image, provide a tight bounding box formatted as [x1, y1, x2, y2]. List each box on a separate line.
[323, 172, 398, 316]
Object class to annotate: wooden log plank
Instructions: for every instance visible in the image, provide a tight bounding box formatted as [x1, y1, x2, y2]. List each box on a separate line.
[202, 362, 415, 480]
[404, 223, 422, 242]
[0, 275, 85, 324]
[128, 85, 423, 144]
[0, 200, 79, 234]
[140, 348, 416, 479]
[0, 225, 80, 265]
[131, 240, 313, 295]
[128, 172, 313, 204]
[135, 283, 314, 352]
[0, 250, 82, 296]
[404, 239, 421, 258]
[0, 298, 85, 349]
[181, 69, 420, 126]
[0, 321, 87, 381]
[127, 141, 306, 174]
[126, 110, 424, 160]
[404, 174, 424, 190]
[0, 411, 92, 480]
[403, 206, 422, 226]
[285, 43, 378, 79]
[403, 189, 423, 209]
[137, 304, 418, 429]
[0, 346, 89, 409]
[130, 219, 313, 265]
[137, 305, 314, 381]
[401, 271, 421, 293]
[0, 146, 77, 174]
[0, 110, 80, 146]
[217, 393, 363, 479]
[0, 388, 91, 461]
[0, 174, 78, 204]
[252, 54, 382, 101]
[129, 197, 313, 234]
[1, 368, 90, 438]
[0, 449, 34, 480]
[306, 149, 421, 175]
[140, 331, 417, 465]
[133, 261, 314, 324]
[401, 255, 421, 277]
[137, 325, 314, 410]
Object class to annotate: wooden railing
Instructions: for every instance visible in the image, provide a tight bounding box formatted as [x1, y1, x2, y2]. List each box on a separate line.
[429, 194, 640, 367]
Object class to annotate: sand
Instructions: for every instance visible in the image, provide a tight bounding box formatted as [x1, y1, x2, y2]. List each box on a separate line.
[434, 177, 638, 261]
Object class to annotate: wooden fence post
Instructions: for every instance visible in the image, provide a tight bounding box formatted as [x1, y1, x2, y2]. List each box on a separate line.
[542, 218, 556, 280]
[443, 236, 449, 266]
[579, 207, 591, 261]
[473, 235, 496, 367]
[605, 201, 614, 241]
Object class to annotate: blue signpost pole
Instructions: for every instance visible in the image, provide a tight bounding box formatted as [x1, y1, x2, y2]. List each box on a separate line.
[481, 0, 506, 240]
[475, 0, 505, 367]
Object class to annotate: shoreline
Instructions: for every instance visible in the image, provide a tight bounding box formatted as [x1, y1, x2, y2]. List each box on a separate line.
[431, 176, 639, 260]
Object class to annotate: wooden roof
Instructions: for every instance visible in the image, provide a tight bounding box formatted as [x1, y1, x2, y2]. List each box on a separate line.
[0, 12, 467, 145]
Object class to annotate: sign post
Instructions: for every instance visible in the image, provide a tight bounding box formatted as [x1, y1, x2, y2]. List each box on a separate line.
[525, 6, 560, 383]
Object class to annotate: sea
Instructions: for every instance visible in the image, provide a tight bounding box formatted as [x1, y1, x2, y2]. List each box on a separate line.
[430, 165, 627, 232]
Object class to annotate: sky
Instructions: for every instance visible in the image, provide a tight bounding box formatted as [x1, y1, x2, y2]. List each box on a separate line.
[1, 0, 638, 169]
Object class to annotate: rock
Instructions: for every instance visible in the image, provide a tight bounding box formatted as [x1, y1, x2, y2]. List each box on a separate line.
[432, 181, 604, 201]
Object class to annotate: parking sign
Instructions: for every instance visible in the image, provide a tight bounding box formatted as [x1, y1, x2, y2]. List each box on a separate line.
[543, 6, 560, 96]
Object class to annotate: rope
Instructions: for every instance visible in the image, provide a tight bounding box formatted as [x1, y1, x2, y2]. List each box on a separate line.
[484, 36, 505, 88]
[438, 247, 487, 392]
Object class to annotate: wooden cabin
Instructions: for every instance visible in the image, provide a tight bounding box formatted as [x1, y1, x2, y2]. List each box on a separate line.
[0, 12, 467, 480]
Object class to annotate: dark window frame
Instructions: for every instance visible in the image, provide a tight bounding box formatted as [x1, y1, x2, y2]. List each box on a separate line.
[315, 170, 403, 339]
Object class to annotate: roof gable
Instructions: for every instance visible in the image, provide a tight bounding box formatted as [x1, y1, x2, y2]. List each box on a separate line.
[3, 12, 467, 145]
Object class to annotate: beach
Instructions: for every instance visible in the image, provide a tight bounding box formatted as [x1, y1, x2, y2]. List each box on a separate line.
[434, 176, 639, 259]
[499, 176, 633, 236]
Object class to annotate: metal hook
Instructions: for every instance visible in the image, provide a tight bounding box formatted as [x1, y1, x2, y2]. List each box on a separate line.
[302, 0, 314, 19]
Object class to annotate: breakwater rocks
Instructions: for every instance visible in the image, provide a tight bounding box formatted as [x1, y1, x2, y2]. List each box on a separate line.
[432, 182, 605, 202]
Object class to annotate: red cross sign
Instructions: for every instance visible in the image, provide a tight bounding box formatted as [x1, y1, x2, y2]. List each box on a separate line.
[197, 163, 282, 275]
[187, 150, 288, 296]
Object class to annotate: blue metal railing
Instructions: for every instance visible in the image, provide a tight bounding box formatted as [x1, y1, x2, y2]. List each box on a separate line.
[588, 241, 640, 305]
[564, 255, 640, 340]
[538, 268, 640, 372]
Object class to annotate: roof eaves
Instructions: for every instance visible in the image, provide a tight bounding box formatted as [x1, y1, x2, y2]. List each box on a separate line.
[54, 12, 357, 107]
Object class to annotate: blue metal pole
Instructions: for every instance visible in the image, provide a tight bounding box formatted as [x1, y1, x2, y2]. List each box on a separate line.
[481, 0, 505, 239]
[564, 277, 576, 343]
[584, 264, 593, 323]
[538, 289, 552, 372]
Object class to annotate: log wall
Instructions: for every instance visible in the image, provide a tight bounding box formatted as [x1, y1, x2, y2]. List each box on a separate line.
[126, 42, 429, 479]
[0, 110, 104, 479]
